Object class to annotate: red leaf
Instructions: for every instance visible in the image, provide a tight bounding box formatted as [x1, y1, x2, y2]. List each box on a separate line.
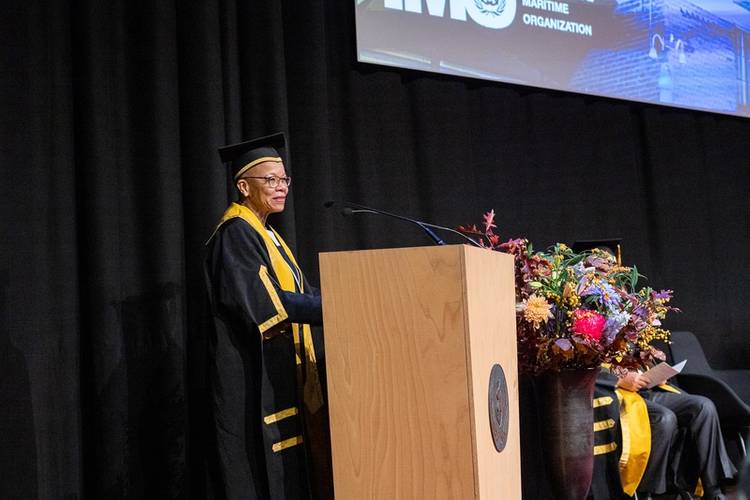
[482, 209, 497, 232]
[457, 224, 482, 235]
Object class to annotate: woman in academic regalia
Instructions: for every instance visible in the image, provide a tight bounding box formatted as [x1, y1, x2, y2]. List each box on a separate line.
[204, 133, 332, 500]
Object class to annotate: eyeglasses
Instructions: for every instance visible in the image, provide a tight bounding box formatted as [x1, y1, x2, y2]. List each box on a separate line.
[239, 175, 292, 188]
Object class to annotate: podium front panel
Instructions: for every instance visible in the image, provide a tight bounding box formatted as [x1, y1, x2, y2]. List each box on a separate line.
[320, 245, 520, 499]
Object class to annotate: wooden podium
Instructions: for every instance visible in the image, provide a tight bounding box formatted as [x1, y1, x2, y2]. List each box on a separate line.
[319, 245, 521, 499]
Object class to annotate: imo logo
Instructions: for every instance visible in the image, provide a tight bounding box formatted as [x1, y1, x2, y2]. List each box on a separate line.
[474, 0, 506, 17]
[467, 0, 516, 28]
[384, 0, 517, 30]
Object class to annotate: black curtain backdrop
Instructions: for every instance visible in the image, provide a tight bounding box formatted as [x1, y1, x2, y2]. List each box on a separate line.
[2, 0, 748, 498]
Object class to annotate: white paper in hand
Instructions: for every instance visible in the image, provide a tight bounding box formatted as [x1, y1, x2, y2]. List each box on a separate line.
[644, 360, 687, 389]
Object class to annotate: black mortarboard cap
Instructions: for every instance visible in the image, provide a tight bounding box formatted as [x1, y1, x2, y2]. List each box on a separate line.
[572, 238, 622, 265]
[217, 132, 287, 180]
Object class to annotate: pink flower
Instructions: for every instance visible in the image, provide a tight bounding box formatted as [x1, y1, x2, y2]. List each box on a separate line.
[572, 309, 606, 342]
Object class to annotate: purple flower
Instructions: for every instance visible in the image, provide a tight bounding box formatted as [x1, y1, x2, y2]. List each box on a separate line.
[602, 311, 630, 345]
[580, 281, 621, 310]
[631, 304, 647, 318]
[653, 290, 672, 300]
[555, 338, 573, 351]
[571, 262, 590, 279]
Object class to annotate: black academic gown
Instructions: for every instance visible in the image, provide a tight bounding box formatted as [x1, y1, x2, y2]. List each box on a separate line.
[204, 209, 332, 500]
[593, 371, 672, 498]
[589, 381, 626, 500]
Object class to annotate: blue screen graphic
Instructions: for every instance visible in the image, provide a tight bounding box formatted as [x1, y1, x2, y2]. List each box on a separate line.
[355, 0, 750, 118]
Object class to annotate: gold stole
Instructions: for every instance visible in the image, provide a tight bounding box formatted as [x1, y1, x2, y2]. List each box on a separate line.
[615, 388, 651, 496]
[615, 384, 682, 495]
[598, 362, 652, 496]
[217, 202, 324, 414]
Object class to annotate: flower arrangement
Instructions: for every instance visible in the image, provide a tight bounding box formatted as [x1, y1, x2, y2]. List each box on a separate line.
[459, 210, 678, 375]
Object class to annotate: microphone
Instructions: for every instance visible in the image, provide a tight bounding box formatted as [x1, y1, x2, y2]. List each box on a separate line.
[324, 201, 481, 247]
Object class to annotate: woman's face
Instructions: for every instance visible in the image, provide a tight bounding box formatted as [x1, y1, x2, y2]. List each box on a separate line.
[236, 160, 289, 218]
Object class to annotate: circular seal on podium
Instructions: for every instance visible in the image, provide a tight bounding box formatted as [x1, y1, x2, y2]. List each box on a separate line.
[488, 363, 510, 452]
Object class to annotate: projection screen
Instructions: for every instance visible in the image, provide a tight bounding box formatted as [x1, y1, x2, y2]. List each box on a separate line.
[355, 0, 750, 118]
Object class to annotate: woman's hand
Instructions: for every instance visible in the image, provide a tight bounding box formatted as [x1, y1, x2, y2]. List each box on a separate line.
[616, 371, 651, 392]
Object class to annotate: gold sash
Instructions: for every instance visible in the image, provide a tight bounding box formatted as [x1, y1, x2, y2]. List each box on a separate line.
[616, 388, 651, 496]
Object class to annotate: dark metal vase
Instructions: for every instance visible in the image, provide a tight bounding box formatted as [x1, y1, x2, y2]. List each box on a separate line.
[537, 368, 600, 500]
